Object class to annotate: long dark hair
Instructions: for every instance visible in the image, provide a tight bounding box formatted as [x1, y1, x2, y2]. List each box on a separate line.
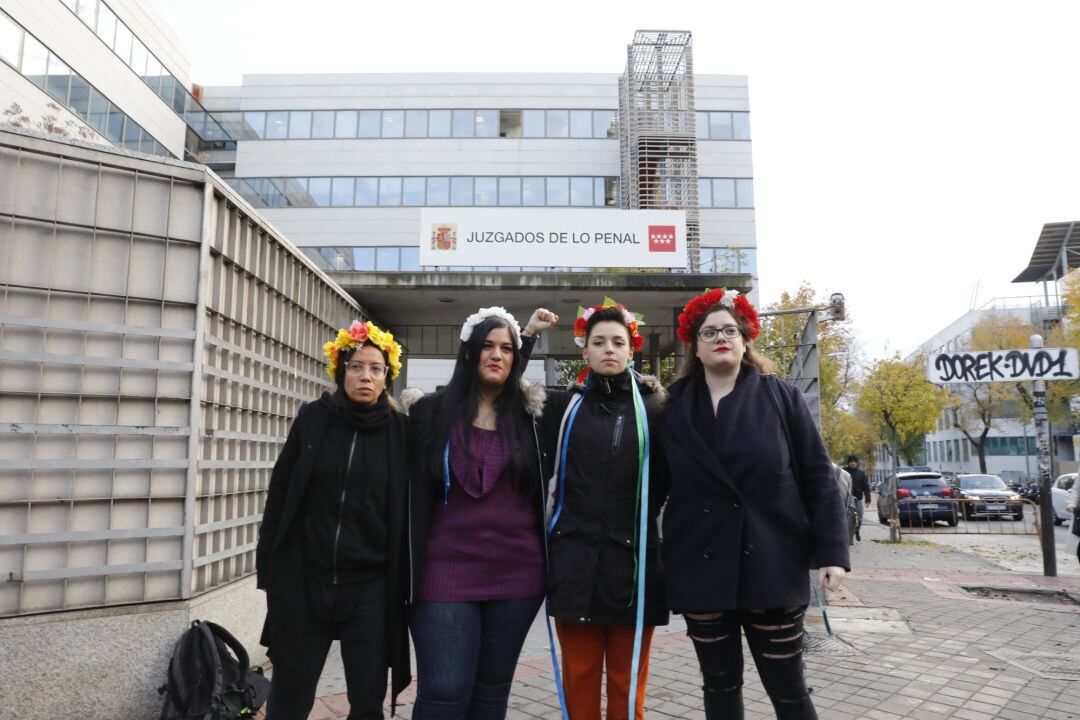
[427, 316, 532, 495]
[676, 303, 774, 381]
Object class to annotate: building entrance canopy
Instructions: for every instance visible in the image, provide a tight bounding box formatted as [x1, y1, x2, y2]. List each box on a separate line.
[330, 270, 753, 359]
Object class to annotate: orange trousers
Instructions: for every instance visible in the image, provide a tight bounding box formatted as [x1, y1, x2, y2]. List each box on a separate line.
[554, 619, 655, 720]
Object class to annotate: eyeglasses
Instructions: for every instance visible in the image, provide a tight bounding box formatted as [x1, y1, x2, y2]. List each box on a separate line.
[697, 325, 742, 343]
[345, 361, 388, 379]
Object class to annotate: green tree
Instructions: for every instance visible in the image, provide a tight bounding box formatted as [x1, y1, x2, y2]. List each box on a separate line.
[857, 356, 949, 541]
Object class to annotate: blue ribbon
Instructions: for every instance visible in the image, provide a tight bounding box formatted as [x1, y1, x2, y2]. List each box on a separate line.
[626, 374, 651, 720]
[442, 439, 450, 505]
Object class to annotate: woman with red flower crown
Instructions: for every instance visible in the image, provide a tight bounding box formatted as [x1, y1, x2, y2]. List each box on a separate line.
[660, 289, 850, 720]
[540, 299, 669, 720]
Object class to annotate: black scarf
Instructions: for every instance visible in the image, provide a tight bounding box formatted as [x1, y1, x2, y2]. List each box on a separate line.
[334, 388, 391, 431]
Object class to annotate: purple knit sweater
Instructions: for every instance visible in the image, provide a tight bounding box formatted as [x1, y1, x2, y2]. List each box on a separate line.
[418, 425, 545, 602]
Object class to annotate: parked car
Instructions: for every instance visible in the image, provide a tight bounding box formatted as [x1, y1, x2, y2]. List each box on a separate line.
[898, 465, 933, 473]
[939, 471, 957, 485]
[1051, 473, 1076, 526]
[952, 474, 1024, 520]
[878, 472, 959, 527]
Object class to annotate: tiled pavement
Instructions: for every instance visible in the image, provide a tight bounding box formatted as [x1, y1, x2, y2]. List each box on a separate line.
[285, 515, 1080, 719]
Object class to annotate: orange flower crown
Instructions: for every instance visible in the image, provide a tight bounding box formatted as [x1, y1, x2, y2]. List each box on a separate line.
[573, 297, 645, 352]
[323, 320, 403, 380]
[677, 288, 760, 344]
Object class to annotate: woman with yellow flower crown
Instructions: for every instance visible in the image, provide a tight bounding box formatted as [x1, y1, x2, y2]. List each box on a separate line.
[256, 320, 410, 720]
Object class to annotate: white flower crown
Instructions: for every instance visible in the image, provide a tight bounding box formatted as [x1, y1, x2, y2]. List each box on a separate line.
[459, 306, 522, 348]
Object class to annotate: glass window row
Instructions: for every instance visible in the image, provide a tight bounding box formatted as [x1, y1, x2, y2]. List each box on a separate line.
[58, 0, 230, 142]
[303, 245, 753, 274]
[695, 111, 751, 141]
[229, 176, 620, 209]
[214, 109, 620, 140]
[0, 10, 171, 157]
[698, 178, 755, 208]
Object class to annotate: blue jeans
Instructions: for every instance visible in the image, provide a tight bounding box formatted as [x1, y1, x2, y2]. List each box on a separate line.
[410, 596, 543, 720]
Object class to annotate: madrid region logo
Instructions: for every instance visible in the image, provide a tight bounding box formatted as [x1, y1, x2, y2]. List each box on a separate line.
[648, 225, 676, 253]
[431, 224, 457, 251]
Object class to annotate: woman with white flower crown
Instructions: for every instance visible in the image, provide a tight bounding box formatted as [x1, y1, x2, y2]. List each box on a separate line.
[660, 288, 850, 720]
[404, 306, 557, 720]
[257, 320, 410, 720]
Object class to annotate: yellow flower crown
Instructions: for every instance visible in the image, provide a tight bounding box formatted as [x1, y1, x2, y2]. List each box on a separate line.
[323, 320, 403, 381]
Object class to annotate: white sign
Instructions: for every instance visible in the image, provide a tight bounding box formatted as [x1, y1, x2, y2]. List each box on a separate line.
[926, 348, 1080, 384]
[419, 208, 687, 268]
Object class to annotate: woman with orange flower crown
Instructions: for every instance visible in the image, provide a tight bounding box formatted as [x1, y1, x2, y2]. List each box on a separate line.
[256, 320, 411, 720]
[659, 288, 850, 720]
[539, 298, 669, 720]
[404, 306, 558, 720]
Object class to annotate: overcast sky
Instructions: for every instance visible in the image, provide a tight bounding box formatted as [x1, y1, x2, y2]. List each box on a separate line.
[150, 0, 1080, 362]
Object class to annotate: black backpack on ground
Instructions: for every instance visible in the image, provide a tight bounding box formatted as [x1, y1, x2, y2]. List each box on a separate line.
[158, 619, 271, 720]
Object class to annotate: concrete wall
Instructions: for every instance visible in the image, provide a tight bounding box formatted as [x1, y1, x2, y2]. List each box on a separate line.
[0, 575, 266, 720]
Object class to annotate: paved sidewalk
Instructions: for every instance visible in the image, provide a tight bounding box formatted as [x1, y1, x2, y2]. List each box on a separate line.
[287, 512, 1080, 719]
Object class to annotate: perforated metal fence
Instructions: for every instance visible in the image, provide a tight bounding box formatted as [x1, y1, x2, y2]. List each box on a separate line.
[0, 128, 360, 616]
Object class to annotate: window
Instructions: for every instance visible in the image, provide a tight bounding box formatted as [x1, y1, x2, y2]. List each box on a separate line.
[130, 39, 147, 76]
[334, 110, 357, 138]
[401, 247, 420, 271]
[358, 110, 380, 138]
[113, 22, 132, 65]
[733, 112, 751, 140]
[712, 179, 736, 208]
[500, 110, 522, 138]
[452, 110, 474, 138]
[87, 88, 108, 134]
[265, 111, 288, 139]
[379, 177, 402, 206]
[570, 177, 592, 206]
[474, 177, 497, 206]
[0, 14, 21, 67]
[282, 178, 310, 207]
[546, 177, 569, 205]
[307, 178, 331, 206]
[405, 109, 427, 138]
[695, 111, 709, 140]
[594, 178, 605, 206]
[735, 179, 754, 208]
[429, 110, 451, 137]
[475, 109, 498, 138]
[570, 110, 592, 138]
[21, 35, 47, 88]
[243, 111, 265, 138]
[427, 177, 450, 206]
[498, 177, 521, 205]
[450, 177, 473, 205]
[522, 110, 545, 138]
[68, 75, 91, 116]
[594, 110, 617, 138]
[402, 177, 426, 206]
[329, 177, 354, 206]
[352, 247, 376, 271]
[381, 110, 404, 138]
[376, 247, 399, 271]
[604, 177, 618, 206]
[46, 54, 72, 105]
[709, 112, 733, 140]
[76, 0, 97, 28]
[355, 178, 377, 206]
[95, 4, 116, 46]
[546, 110, 569, 138]
[288, 111, 311, 139]
[698, 178, 712, 207]
[143, 55, 161, 93]
[311, 110, 334, 138]
[522, 177, 545, 205]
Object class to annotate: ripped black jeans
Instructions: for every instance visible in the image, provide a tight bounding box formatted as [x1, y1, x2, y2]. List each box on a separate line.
[684, 606, 817, 720]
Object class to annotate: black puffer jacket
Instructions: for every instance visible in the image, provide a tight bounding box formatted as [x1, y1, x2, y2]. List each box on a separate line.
[542, 370, 669, 627]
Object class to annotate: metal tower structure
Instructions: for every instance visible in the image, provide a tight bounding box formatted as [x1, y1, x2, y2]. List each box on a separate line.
[619, 30, 700, 271]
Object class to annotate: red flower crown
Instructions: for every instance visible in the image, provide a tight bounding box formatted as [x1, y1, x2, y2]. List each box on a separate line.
[676, 288, 760, 344]
[572, 297, 645, 352]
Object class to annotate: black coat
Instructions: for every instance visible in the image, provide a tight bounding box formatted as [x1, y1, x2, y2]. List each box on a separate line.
[404, 380, 551, 603]
[659, 366, 850, 612]
[256, 393, 411, 706]
[848, 466, 871, 503]
[541, 371, 670, 627]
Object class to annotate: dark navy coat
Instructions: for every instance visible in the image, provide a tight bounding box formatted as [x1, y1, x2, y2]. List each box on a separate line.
[659, 366, 850, 612]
